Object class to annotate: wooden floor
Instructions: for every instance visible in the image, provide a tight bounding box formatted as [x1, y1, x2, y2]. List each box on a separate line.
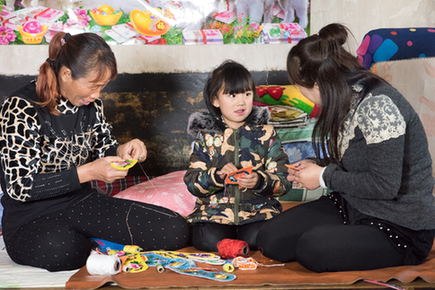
[8, 278, 431, 290]
[93, 279, 435, 290]
[3, 203, 435, 290]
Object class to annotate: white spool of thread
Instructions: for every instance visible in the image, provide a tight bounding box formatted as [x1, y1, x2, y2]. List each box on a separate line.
[86, 254, 122, 275]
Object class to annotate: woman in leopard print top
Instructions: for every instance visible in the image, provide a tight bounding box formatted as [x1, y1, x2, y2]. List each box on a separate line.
[0, 32, 188, 271]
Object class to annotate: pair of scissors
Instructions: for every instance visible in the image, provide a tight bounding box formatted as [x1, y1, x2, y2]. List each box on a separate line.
[285, 163, 301, 171]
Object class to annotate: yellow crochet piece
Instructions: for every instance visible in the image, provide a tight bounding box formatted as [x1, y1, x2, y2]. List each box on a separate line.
[123, 254, 148, 273]
[111, 159, 137, 170]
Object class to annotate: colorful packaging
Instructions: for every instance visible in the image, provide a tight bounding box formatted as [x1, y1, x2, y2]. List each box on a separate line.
[134, 34, 161, 44]
[279, 23, 308, 43]
[212, 0, 236, 24]
[3, 6, 60, 31]
[0, 5, 15, 22]
[262, 23, 307, 44]
[183, 29, 223, 45]
[34, 7, 64, 25]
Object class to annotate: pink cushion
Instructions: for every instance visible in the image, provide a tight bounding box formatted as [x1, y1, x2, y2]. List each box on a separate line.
[113, 170, 196, 217]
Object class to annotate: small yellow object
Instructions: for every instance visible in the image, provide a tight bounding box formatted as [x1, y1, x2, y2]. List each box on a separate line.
[123, 254, 148, 273]
[123, 245, 142, 253]
[214, 273, 229, 279]
[90, 9, 122, 26]
[107, 249, 123, 255]
[111, 159, 137, 170]
[98, 5, 115, 14]
[223, 263, 235, 273]
[129, 9, 170, 36]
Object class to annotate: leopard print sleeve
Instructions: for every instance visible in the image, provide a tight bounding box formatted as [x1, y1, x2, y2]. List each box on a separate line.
[1, 96, 85, 202]
[0, 96, 59, 201]
[90, 99, 118, 159]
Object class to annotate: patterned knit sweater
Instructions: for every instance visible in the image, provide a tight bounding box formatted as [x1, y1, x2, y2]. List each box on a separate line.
[323, 82, 435, 231]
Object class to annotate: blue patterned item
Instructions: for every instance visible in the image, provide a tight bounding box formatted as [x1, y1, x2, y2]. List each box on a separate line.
[283, 141, 316, 164]
[91, 238, 126, 252]
[90, 238, 236, 281]
[357, 27, 435, 70]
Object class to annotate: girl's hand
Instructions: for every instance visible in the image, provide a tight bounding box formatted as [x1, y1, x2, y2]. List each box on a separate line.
[216, 163, 238, 180]
[77, 156, 129, 184]
[289, 159, 323, 190]
[117, 139, 147, 162]
[238, 171, 259, 189]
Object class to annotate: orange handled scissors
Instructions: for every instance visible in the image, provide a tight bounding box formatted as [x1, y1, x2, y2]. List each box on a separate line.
[285, 163, 301, 171]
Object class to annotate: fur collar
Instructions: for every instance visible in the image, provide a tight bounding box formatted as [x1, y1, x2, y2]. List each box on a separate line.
[187, 106, 270, 137]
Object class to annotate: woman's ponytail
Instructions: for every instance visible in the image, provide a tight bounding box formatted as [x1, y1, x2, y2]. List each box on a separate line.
[318, 23, 349, 60]
[36, 32, 68, 115]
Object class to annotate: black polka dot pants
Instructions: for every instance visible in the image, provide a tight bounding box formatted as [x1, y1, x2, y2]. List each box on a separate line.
[5, 193, 189, 271]
[256, 195, 433, 272]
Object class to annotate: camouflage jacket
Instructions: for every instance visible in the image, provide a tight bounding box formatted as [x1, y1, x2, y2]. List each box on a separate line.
[184, 106, 291, 225]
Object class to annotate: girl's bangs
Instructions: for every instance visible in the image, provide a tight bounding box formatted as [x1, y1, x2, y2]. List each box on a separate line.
[222, 73, 254, 95]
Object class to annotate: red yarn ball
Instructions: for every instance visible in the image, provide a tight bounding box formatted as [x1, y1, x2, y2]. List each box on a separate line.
[217, 239, 250, 259]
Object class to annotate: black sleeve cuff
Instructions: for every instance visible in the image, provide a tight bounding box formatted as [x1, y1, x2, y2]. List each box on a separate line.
[254, 170, 265, 190]
[28, 167, 81, 201]
[214, 170, 225, 184]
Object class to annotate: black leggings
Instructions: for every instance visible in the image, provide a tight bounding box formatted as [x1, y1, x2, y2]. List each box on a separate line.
[256, 196, 422, 273]
[190, 220, 267, 252]
[5, 192, 189, 271]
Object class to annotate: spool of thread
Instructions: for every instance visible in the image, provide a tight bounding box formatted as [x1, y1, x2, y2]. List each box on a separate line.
[86, 254, 122, 275]
[223, 262, 235, 273]
[217, 238, 250, 259]
[156, 263, 165, 273]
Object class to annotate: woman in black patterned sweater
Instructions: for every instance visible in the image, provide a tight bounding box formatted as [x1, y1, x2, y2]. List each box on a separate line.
[256, 23, 435, 272]
[0, 32, 188, 271]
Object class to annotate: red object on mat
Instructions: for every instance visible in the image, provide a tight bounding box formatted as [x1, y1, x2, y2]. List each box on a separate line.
[217, 238, 250, 259]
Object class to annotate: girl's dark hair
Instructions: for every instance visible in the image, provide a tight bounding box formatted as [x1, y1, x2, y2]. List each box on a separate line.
[287, 23, 385, 165]
[36, 32, 117, 114]
[204, 60, 256, 117]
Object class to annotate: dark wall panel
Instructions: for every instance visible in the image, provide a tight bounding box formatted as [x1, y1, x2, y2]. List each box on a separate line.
[0, 71, 288, 177]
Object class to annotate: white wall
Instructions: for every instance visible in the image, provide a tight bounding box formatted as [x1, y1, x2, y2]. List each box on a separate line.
[311, 0, 435, 46]
[0, 43, 294, 75]
[0, 0, 434, 76]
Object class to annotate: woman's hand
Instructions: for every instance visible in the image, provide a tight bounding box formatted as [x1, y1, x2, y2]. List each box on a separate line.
[288, 159, 323, 190]
[77, 156, 129, 184]
[117, 138, 147, 162]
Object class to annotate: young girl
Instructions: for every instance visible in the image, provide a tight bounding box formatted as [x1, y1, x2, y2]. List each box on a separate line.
[184, 60, 291, 252]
